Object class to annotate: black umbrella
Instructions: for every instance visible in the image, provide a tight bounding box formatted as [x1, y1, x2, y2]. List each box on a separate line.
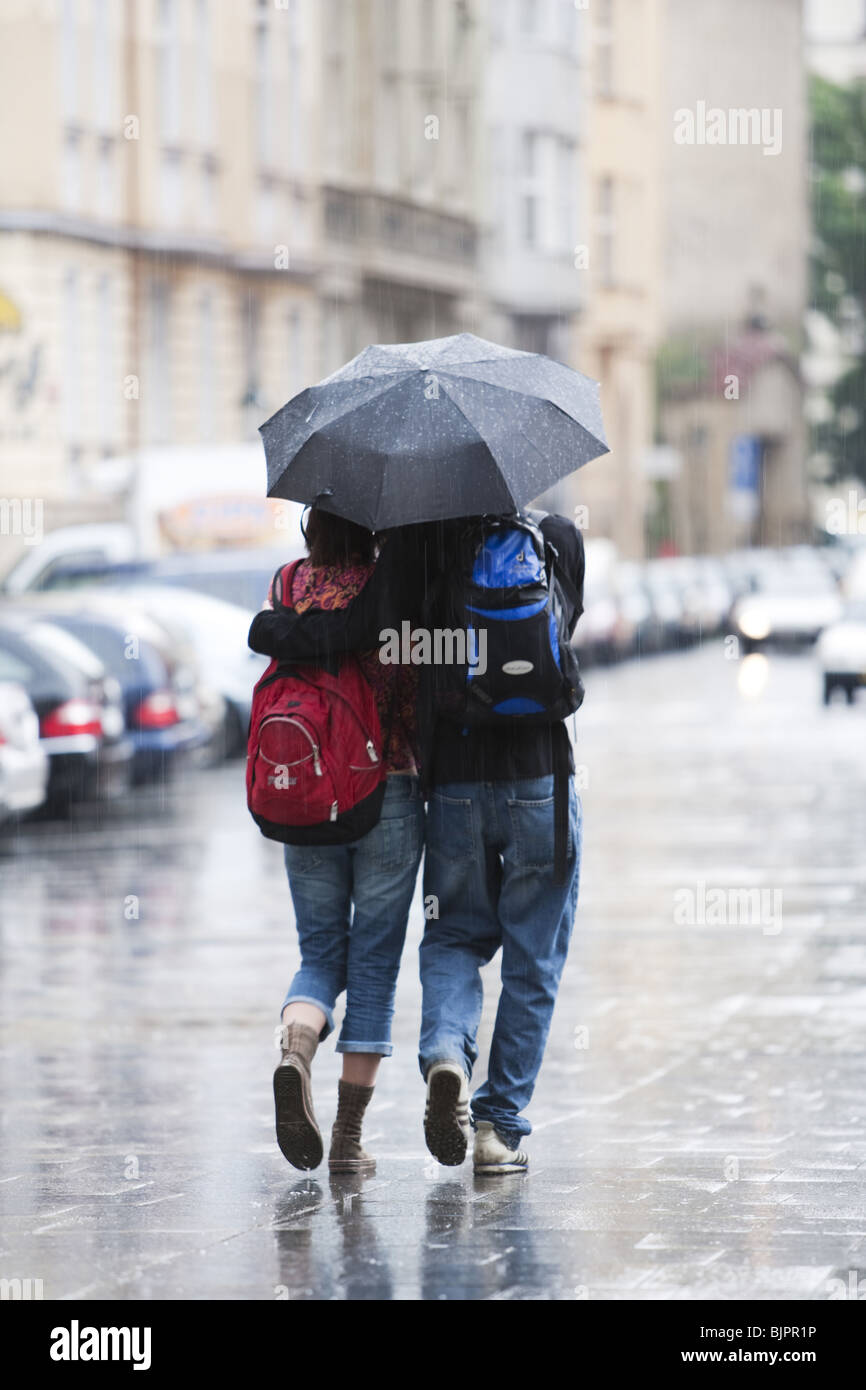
[260, 332, 608, 530]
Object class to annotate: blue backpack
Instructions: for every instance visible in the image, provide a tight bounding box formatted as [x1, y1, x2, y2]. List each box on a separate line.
[433, 513, 583, 727]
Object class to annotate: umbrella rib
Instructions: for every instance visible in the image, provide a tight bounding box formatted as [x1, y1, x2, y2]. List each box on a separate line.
[296, 371, 421, 451]
[440, 379, 608, 480]
[435, 378, 558, 506]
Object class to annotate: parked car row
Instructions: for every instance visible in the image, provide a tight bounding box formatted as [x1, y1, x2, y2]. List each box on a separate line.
[0, 581, 269, 822]
[574, 542, 751, 666]
[574, 538, 866, 707]
[2, 533, 864, 823]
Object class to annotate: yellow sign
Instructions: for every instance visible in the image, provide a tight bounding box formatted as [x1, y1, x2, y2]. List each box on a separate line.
[0, 288, 22, 332]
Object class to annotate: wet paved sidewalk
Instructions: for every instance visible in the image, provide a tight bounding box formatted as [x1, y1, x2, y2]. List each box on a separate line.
[1, 643, 865, 1300]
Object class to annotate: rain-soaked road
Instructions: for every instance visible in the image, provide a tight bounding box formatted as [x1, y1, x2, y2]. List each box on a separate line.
[1, 641, 865, 1301]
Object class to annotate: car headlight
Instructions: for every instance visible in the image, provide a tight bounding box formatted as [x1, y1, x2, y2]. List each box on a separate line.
[737, 607, 771, 641]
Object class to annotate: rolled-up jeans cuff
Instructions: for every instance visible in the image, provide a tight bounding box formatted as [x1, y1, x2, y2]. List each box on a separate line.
[280, 993, 335, 1041]
[420, 1052, 471, 1081]
[336, 1040, 393, 1056]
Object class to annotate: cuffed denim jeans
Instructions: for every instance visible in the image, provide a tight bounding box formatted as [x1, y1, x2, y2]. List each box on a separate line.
[282, 775, 423, 1055]
[419, 775, 582, 1145]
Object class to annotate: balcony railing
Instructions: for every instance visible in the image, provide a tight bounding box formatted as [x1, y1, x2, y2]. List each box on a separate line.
[323, 187, 477, 265]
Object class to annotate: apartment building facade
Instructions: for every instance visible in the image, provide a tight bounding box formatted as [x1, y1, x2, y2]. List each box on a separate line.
[0, 0, 482, 559]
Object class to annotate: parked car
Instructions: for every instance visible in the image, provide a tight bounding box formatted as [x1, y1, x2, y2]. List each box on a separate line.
[0, 614, 133, 812]
[0, 523, 138, 596]
[0, 680, 48, 822]
[573, 539, 624, 665]
[24, 605, 214, 782]
[100, 585, 267, 754]
[33, 546, 298, 617]
[679, 556, 733, 639]
[843, 546, 866, 601]
[145, 547, 302, 613]
[611, 562, 654, 658]
[731, 568, 843, 652]
[816, 599, 866, 704]
[644, 559, 690, 651]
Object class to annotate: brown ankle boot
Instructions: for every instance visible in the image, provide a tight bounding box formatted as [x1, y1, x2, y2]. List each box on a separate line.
[273, 1021, 323, 1170]
[329, 1080, 376, 1174]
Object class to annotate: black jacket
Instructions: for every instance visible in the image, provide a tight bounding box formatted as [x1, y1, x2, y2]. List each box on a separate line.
[247, 514, 585, 787]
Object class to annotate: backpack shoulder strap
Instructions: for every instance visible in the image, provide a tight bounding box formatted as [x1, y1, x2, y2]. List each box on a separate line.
[271, 558, 304, 612]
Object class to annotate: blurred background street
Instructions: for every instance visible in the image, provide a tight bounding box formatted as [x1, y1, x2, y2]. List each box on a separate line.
[2, 0, 866, 1301]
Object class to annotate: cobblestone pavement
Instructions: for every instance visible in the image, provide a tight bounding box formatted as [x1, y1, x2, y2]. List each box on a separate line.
[1, 642, 865, 1301]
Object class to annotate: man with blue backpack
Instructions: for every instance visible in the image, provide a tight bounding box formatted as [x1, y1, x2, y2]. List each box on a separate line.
[416, 510, 584, 1174]
[249, 508, 585, 1176]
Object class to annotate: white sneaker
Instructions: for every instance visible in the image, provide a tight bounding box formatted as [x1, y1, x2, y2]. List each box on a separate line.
[473, 1121, 529, 1175]
[424, 1061, 471, 1166]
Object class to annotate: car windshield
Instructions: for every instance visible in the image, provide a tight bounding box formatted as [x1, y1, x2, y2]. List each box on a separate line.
[152, 568, 277, 612]
[49, 618, 166, 688]
[754, 571, 835, 597]
[28, 623, 106, 681]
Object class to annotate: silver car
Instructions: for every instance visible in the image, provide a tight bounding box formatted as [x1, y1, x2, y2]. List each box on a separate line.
[0, 680, 49, 821]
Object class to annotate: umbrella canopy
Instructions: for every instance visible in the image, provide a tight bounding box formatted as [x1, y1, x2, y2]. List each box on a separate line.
[260, 332, 608, 531]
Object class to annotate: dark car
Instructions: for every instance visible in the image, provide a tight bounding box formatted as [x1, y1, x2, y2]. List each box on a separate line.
[0, 614, 133, 812]
[36, 609, 211, 783]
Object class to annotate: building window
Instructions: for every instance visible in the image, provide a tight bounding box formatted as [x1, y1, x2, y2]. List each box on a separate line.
[255, 17, 273, 168]
[520, 0, 544, 38]
[160, 150, 183, 225]
[92, 0, 114, 131]
[556, 137, 575, 250]
[287, 306, 304, 395]
[597, 175, 616, 285]
[324, 3, 348, 178]
[450, 98, 471, 205]
[287, 3, 302, 175]
[96, 138, 116, 220]
[198, 292, 215, 442]
[376, 77, 400, 190]
[62, 268, 81, 447]
[157, 0, 181, 144]
[256, 178, 276, 242]
[520, 130, 573, 252]
[557, 0, 577, 50]
[241, 290, 261, 434]
[195, 0, 213, 147]
[96, 274, 117, 444]
[146, 280, 171, 444]
[200, 160, 217, 230]
[520, 130, 539, 246]
[595, 0, 614, 96]
[512, 313, 557, 357]
[60, 0, 79, 123]
[380, 0, 399, 67]
[62, 128, 82, 210]
[419, 0, 436, 68]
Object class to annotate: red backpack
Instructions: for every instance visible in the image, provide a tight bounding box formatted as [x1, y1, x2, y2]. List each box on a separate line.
[246, 560, 387, 844]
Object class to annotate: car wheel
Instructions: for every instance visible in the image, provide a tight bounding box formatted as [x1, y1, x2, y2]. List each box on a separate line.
[220, 702, 246, 760]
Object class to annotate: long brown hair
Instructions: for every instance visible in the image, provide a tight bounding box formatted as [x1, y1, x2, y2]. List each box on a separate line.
[303, 506, 375, 567]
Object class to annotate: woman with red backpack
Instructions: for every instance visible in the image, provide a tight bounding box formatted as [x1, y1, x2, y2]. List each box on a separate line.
[248, 508, 422, 1174]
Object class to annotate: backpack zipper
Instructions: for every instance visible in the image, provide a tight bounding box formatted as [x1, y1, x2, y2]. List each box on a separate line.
[259, 714, 322, 776]
[259, 667, 380, 761]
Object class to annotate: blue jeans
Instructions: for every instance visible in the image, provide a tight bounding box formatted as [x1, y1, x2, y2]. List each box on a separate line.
[282, 776, 424, 1055]
[419, 775, 582, 1145]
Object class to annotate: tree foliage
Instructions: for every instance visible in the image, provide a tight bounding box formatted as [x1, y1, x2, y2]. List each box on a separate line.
[810, 73, 866, 480]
